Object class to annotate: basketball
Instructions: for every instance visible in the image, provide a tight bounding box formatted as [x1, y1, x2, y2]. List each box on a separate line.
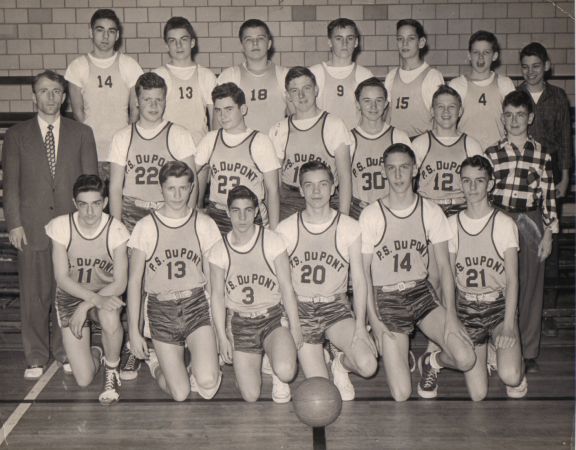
[293, 377, 343, 428]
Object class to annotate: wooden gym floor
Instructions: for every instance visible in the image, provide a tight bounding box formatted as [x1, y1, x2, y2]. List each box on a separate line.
[0, 325, 573, 450]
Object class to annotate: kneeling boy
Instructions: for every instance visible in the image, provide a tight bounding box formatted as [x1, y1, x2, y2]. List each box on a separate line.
[47, 175, 129, 405]
[127, 161, 222, 401]
[210, 186, 302, 403]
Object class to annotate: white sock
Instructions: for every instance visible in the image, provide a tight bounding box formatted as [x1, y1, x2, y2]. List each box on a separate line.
[430, 351, 442, 370]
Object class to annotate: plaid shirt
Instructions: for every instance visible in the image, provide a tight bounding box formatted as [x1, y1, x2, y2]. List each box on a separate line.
[485, 137, 558, 233]
[517, 82, 573, 175]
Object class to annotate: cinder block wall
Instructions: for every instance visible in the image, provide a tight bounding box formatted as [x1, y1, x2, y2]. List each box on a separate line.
[0, 0, 574, 112]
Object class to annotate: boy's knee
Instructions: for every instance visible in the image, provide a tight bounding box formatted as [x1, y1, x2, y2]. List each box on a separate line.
[98, 311, 121, 333]
[499, 366, 522, 388]
[449, 343, 476, 372]
[390, 383, 412, 402]
[240, 386, 261, 403]
[171, 386, 191, 402]
[468, 386, 487, 402]
[272, 359, 296, 382]
[351, 352, 377, 378]
[196, 370, 222, 400]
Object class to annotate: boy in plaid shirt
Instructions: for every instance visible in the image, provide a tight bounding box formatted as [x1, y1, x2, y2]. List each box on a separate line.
[485, 90, 558, 374]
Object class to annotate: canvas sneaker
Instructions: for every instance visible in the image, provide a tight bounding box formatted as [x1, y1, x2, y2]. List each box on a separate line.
[506, 376, 528, 399]
[417, 352, 439, 399]
[331, 353, 355, 401]
[271, 374, 291, 404]
[99, 365, 121, 406]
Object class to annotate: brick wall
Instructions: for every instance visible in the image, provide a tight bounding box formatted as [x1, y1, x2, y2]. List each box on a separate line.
[0, 0, 574, 112]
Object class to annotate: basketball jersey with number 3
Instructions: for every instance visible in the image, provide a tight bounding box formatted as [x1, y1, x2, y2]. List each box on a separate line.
[224, 226, 281, 312]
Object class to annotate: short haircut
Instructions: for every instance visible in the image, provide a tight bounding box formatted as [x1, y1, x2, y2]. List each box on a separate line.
[238, 19, 271, 41]
[432, 84, 462, 108]
[327, 18, 359, 38]
[396, 19, 426, 40]
[520, 42, 550, 64]
[90, 9, 123, 51]
[211, 82, 246, 107]
[383, 143, 416, 165]
[32, 70, 67, 93]
[227, 185, 259, 209]
[502, 90, 533, 115]
[460, 155, 494, 179]
[468, 30, 500, 54]
[355, 77, 387, 102]
[135, 72, 167, 97]
[163, 16, 197, 43]
[159, 160, 195, 186]
[299, 160, 334, 186]
[285, 66, 317, 90]
[73, 174, 106, 199]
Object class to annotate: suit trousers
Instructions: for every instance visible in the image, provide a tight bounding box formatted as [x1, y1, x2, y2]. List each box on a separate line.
[18, 245, 65, 366]
[510, 209, 546, 360]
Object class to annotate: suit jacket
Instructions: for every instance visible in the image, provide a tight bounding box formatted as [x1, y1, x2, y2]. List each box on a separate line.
[3, 116, 98, 250]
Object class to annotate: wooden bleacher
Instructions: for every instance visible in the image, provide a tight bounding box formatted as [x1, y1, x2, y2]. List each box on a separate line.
[0, 75, 574, 334]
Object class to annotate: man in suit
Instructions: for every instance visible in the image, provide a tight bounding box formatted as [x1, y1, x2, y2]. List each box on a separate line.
[3, 70, 98, 380]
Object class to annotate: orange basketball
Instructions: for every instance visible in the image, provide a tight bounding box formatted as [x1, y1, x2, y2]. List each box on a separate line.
[293, 377, 342, 427]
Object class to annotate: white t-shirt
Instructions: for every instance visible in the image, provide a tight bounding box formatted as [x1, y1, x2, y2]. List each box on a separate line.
[276, 210, 361, 261]
[360, 196, 451, 254]
[153, 64, 216, 106]
[195, 129, 280, 173]
[209, 227, 286, 270]
[448, 210, 519, 255]
[412, 132, 484, 168]
[106, 120, 196, 166]
[65, 52, 143, 90]
[218, 63, 288, 88]
[268, 111, 352, 161]
[128, 209, 221, 259]
[384, 63, 445, 111]
[45, 212, 130, 252]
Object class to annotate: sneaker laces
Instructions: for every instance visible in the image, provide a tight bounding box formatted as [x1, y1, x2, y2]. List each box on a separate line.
[104, 367, 121, 393]
[421, 362, 439, 390]
[123, 352, 138, 371]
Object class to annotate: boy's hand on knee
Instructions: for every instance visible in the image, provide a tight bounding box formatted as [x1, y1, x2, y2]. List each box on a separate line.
[353, 324, 377, 358]
[129, 333, 149, 360]
[69, 306, 89, 339]
[290, 323, 303, 350]
[495, 325, 516, 349]
[217, 336, 233, 364]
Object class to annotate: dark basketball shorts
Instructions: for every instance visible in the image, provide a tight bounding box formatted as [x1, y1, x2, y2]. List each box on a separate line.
[55, 290, 99, 329]
[122, 196, 163, 233]
[349, 197, 370, 221]
[297, 293, 353, 345]
[456, 290, 505, 345]
[279, 183, 340, 221]
[207, 201, 265, 235]
[226, 304, 284, 353]
[147, 287, 211, 346]
[440, 202, 467, 217]
[375, 280, 439, 334]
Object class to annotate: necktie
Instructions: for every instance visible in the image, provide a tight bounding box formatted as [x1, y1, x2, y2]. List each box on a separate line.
[45, 124, 56, 177]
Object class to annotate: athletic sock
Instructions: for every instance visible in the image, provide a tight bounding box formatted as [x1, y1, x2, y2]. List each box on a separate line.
[430, 351, 442, 370]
